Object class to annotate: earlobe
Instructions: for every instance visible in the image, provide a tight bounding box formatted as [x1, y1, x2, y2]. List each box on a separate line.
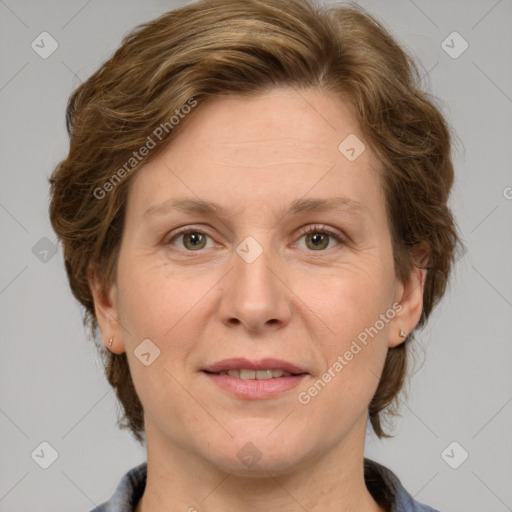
[88, 263, 125, 354]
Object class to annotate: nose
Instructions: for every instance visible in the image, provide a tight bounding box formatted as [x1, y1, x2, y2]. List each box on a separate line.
[218, 239, 292, 334]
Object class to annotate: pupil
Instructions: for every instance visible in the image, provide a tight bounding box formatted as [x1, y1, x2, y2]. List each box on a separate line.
[186, 233, 204, 248]
[312, 234, 323, 245]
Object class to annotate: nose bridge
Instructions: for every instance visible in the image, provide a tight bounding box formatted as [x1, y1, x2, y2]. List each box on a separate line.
[220, 230, 291, 331]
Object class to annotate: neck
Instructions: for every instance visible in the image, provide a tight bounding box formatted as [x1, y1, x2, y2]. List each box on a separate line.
[136, 419, 385, 512]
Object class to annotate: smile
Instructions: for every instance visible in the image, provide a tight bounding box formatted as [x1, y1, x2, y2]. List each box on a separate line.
[216, 369, 294, 379]
[201, 358, 309, 399]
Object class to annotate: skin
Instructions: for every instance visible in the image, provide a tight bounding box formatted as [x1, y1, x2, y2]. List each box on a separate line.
[91, 87, 426, 512]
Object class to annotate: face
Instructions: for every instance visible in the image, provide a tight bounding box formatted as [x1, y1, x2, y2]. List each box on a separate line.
[92, 87, 425, 476]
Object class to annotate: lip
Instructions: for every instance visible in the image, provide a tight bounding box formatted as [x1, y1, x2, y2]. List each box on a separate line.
[201, 357, 309, 400]
[201, 357, 307, 375]
[203, 373, 307, 399]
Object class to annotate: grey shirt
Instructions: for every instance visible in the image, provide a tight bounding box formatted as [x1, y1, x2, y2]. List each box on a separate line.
[90, 458, 440, 512]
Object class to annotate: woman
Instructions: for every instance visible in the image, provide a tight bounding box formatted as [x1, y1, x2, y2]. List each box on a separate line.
[48, 0, 461, 510]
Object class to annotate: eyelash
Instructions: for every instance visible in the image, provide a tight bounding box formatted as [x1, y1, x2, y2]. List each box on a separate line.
[165, 224, 347, 253]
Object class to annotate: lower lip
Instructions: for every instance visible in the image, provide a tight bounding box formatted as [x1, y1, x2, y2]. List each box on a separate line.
[202, 372, 307, 399]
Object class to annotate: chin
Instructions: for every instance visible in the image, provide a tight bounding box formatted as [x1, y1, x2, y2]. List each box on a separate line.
[204, 431, 314, 477]
[214, 451, 308, 478]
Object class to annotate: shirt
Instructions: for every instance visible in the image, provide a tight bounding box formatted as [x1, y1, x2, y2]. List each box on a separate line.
[89, 458, 440, 512]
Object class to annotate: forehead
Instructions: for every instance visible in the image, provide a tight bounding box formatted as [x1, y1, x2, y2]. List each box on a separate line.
[125, 87, 384, 221]
[172, 87, 364, 156]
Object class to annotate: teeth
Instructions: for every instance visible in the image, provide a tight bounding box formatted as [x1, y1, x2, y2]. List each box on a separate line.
[256, 369, 273, 380]
[239, 369, 256, 380]
[220, 369, 294, 379]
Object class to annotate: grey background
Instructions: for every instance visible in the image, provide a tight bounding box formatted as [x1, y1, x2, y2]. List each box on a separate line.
[1, 0, 511, 510]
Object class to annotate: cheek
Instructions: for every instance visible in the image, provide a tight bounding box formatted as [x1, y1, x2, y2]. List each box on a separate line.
[115, 260, 220, 389]
[293, 264, 393, 408]
[296, 260, 394, 346]
[117, 259, 198, 337]
[114, 266, 204, 429]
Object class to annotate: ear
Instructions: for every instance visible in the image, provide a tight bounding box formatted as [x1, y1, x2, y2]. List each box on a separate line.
[388, 243, 429, 348]
[88, 263, 126, 354]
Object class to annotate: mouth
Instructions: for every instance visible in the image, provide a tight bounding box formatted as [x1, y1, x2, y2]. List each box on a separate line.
[201, 357, 308, 377]
[201, 358, 308, 399]
[206, 368, 298, 379]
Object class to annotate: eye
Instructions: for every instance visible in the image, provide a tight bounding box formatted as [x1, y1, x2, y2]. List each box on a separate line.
[165, 224, 346, 253]
[295, 224, 346, 251]
[165, 228, 214, 251]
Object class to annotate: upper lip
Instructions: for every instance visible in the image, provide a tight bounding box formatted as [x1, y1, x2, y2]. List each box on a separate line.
[202, 358, 308, 375]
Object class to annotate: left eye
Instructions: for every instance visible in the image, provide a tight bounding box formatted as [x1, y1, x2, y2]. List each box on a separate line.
[295, 225, 345, 251]
[165, 225, 345, 252]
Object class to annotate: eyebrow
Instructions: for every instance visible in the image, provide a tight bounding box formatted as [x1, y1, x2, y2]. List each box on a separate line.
[143, 196, 369, 220]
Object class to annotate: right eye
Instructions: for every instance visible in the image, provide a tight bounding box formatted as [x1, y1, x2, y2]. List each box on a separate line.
[165, 228, 215, 251]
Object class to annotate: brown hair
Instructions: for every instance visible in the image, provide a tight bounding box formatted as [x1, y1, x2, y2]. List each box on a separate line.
[48, 0, 462, 444]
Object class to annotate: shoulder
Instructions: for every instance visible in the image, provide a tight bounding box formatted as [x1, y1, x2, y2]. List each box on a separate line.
[364, 458, 441, 512]
[89, 462, 147, 512]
